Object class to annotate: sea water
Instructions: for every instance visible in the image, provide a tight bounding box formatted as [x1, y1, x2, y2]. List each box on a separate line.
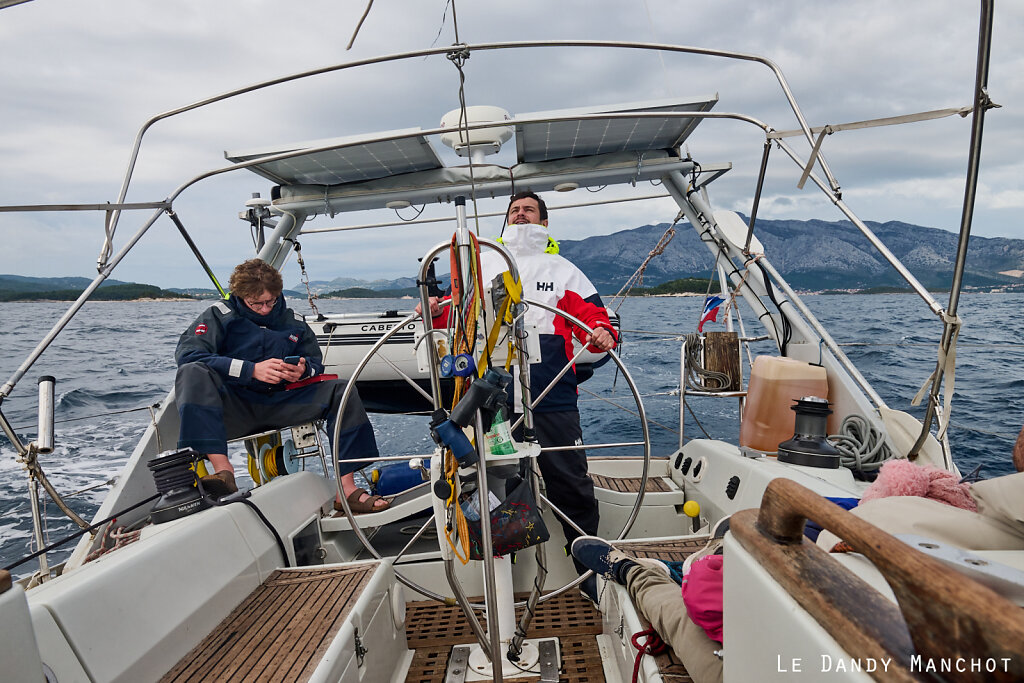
[1, 293, 1022, 576]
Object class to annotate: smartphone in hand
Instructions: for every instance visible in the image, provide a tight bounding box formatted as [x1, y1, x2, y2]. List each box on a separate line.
[284, 355, 301, 365]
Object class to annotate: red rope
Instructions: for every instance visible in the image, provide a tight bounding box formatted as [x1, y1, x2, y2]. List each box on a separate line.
[630, 627, 667, 682]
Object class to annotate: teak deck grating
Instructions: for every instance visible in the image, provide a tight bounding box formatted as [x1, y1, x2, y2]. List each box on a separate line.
[158, 538, 705, 682]
[590, 474, 672, 493]
[404, 591, 605, 682]
[159, 564, 377, 683]
[405, 536, 707, 682]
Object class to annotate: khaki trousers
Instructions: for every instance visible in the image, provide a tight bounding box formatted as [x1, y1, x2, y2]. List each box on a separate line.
[625, 564, 723, 683]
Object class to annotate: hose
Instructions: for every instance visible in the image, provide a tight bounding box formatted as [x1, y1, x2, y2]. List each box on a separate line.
[682, 333, 732, 391]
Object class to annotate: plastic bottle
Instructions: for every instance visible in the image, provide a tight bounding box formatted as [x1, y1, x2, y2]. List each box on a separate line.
[484, 405, 517, 455]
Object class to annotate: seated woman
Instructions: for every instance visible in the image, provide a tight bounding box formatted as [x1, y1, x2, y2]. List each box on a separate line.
[175, 258, 389, 512]
[571, 527, 726, 683]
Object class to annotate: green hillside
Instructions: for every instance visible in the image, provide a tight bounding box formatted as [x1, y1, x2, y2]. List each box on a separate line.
[0, 283, 190, 302]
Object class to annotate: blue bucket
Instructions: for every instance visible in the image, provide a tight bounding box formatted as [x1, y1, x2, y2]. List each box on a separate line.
[372, 463, 424, 496]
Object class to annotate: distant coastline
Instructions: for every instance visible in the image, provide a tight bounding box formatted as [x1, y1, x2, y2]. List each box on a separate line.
[11, 291, 1023, 303]
[0, 283, 193, 303]
[3, 273, 1022, 303]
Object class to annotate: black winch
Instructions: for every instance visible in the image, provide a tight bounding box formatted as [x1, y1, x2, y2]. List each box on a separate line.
[148, 448, 210, 523]
[777, 396, 841, 469]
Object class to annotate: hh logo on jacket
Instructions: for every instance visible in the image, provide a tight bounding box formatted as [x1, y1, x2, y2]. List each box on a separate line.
[537, 282, 554, 292]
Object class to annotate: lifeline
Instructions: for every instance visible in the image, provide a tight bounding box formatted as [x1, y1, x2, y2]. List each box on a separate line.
[910, 656, 1012, 674]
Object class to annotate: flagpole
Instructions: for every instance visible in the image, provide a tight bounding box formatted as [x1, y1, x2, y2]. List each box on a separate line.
[717, 263, 733, 333]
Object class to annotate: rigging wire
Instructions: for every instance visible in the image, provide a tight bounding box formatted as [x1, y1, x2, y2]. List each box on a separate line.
[3, 492, 160, 573]
[450, 0, 461, 43]
[608, 214, 683, 311]
[12, 403, 160, 431]
[345, 0, 376, 50]
[576, 386, 679, 436]
[608, 163, 710, 312]
[428, 0, 454, 49]
[285, 238, 323, 320]
[447, 44, 484, 236]
[640, 0, 671, 92]
[684, 398, 712, 441]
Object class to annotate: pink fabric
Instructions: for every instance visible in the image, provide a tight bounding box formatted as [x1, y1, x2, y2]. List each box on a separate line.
[681, 555, 724, 642]
[860, 459, 977, 512]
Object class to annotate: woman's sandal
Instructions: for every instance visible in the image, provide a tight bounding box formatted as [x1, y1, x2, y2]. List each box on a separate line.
[334, 487, 391, 514]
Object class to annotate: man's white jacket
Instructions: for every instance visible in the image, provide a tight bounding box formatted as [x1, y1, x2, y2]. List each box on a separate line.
[478, 223, 616, 413]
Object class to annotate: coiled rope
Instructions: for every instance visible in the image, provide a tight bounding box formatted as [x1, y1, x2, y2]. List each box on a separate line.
[630, 627, 667, 683]
[828, 414, 893, 479]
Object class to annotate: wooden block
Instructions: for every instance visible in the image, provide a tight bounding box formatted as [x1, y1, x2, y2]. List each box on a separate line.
[703, 331, 741, 391]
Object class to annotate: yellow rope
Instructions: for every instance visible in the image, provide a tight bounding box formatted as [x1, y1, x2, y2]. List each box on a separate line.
[444, 447, 471, 564]
[478, 270, 522, 378]
[442, 232, 489, 563]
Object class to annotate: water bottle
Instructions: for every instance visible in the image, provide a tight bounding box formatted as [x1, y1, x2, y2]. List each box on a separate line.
[485, 405, 516, 455]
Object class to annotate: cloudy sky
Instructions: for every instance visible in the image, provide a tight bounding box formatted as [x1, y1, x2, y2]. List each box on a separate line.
[0, 0, 1020, 289]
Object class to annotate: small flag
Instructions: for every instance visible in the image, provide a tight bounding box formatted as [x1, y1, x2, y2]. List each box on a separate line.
[698, 295, 725, 333]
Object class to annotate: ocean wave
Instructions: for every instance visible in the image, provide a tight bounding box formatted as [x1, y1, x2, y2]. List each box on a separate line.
[56, 386, 165, 411]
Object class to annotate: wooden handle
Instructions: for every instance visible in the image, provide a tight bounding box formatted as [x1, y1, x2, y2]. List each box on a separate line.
[732, 477, 1024, 682]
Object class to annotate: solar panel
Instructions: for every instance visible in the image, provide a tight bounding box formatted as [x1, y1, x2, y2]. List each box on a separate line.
[225, 128, 444, 186]
[514, 96, 717, 163]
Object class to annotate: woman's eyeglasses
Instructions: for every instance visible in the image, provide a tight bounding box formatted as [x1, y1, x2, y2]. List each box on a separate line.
[244, 296, 278, 311]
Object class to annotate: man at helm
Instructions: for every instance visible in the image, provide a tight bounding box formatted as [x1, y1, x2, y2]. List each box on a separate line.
[424, 191, 617, 593]
[492, 191, 616, 577]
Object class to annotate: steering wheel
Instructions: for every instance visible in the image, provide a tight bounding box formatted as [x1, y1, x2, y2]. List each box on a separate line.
[329, 300, 652, 606]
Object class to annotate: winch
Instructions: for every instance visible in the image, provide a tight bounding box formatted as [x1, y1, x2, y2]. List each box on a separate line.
[148, 448, 210, 523]
[777, 396, 841, 469]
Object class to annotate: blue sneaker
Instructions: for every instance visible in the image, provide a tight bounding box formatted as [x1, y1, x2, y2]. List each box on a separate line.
[571, 536, 631, 582]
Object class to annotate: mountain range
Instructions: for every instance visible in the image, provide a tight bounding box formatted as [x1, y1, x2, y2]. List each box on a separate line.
[558, 214, 1024, 292]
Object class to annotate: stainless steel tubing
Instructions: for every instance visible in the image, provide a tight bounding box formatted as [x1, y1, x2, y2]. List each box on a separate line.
[35, 376, 55, 454]
[473, 410, 504, 681]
